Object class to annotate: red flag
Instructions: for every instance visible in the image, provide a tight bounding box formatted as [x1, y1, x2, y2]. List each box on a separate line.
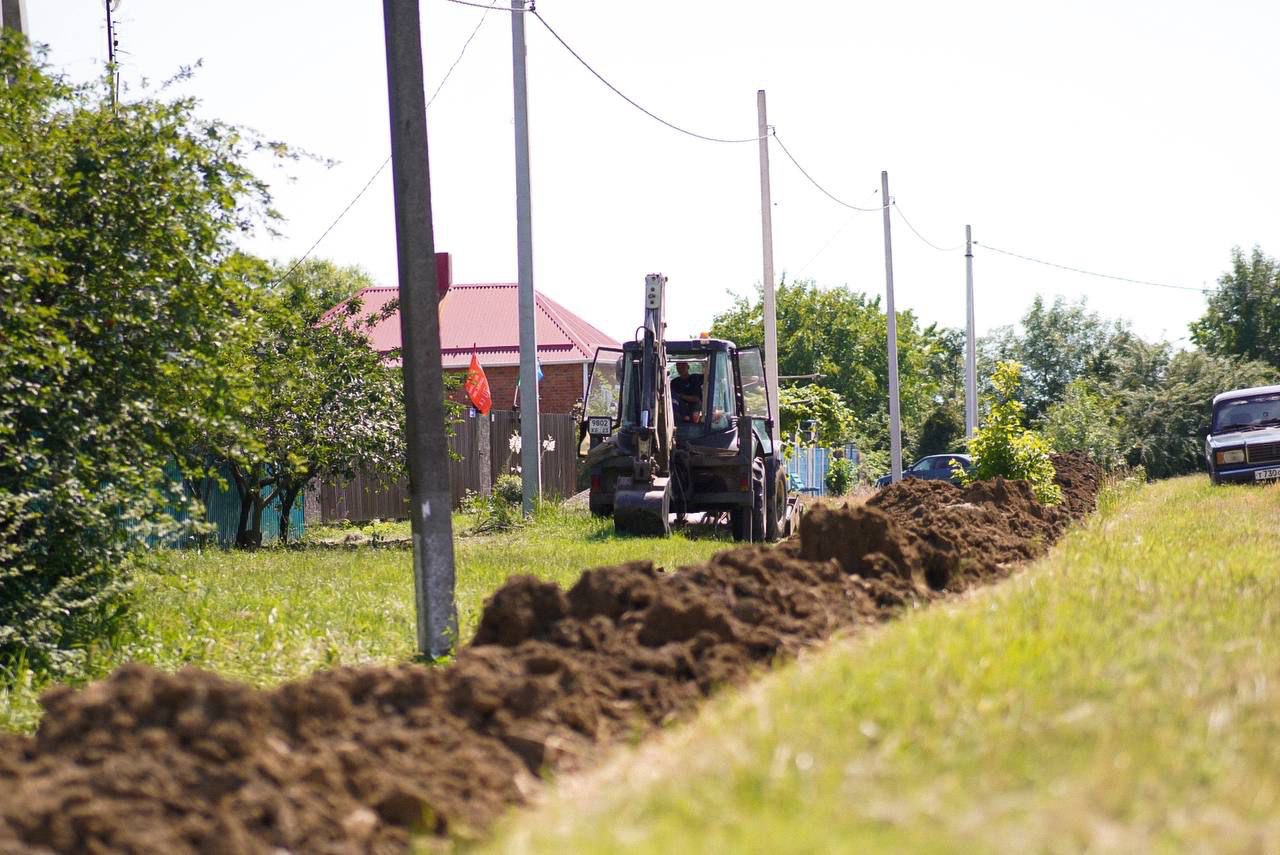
[464, 351, 492, 415]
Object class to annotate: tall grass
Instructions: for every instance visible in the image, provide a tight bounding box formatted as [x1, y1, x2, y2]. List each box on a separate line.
[484, 478, 1280, 853]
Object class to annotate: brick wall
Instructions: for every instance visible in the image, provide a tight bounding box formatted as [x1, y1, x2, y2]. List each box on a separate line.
[448, 361, 585, 415]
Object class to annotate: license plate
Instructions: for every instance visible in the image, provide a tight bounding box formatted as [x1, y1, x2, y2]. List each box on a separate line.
[588, 416, 612, 436]
[1254, 467, 1280, 481]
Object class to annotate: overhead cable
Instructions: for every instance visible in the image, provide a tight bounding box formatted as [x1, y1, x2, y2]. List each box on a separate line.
[770, 132, 888, 212]
[445, 0, 527, 10]
[272, 0, 498, 287]
[892, 202, 963, 252]
[975, 242, 1209, 293]
[531, 10, 764, 144]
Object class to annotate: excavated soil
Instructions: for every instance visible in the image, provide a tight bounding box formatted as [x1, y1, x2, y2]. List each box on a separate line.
[0, 454, 1101, 854]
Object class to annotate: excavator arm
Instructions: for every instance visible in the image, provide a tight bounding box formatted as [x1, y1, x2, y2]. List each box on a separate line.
[614, 274, 675, 536]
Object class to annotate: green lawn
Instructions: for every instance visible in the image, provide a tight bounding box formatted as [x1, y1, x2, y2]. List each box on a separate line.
[0, 505, 730, 734]
[483, 477, 1280, 853]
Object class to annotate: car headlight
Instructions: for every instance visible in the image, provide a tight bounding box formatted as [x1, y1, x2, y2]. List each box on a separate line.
[1215, 448, 1245, 465]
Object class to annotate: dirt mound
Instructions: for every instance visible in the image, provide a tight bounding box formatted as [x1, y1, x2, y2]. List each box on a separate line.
[0, 460, 1101, 853]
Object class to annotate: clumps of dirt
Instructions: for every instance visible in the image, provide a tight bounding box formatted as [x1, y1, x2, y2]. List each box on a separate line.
[0, 457, 1101, 854]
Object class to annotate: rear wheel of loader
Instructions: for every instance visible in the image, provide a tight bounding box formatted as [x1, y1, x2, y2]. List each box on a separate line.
[731, 461, 766, 542]
[765, 468, 786, 541]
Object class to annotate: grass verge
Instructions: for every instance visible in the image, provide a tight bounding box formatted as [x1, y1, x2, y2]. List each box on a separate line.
[482, 477, 1280, 853]
[1, 504, 729, 734]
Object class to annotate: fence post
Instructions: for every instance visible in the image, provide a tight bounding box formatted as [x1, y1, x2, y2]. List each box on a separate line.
[477, 413, 492, 497]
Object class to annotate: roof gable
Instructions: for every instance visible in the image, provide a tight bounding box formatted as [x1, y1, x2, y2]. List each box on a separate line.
[325, 283, 622, 368]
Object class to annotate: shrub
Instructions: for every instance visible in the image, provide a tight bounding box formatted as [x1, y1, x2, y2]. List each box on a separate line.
[0, 37, 275, 671]
[1040, 379, 1123, 470]
[824, 457, 855, 496]
[960, 362, 1063, 505]
[493, 474, 523, 506]
[469, 495, 523, 534]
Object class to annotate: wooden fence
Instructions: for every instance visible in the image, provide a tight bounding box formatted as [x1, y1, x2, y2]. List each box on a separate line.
[317, 411, 580, 523]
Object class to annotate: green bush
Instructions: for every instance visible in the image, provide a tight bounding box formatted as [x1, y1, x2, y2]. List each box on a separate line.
[0, 36, 275, 671]
[824, 457, 855, 496]
[494, 474, 523, 506]
[960, 362, 1063, 505]
[853, 448, 888, 485]
[469, 495, 523, 534]
[1040, 379, 1123, 470]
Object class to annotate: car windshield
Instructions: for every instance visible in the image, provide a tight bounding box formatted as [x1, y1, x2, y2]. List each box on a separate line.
[1213, 394, 1280, 432]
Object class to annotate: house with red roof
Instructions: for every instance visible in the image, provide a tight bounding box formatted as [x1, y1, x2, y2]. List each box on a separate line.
[329, 283, 621, 414]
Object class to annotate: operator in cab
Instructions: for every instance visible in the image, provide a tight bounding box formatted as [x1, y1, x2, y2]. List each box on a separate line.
[671, 360, 703, 424]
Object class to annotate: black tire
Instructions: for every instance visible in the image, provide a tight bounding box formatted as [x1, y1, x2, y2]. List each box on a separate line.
[749, 466, 765, 542]
[730, 460, 767, 542]
[765, 467, 786, 541]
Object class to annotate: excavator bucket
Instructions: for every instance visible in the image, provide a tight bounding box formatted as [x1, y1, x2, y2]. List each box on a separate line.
[613, 477, 672, 537]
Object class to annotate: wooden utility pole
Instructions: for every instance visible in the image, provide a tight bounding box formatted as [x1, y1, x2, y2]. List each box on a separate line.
[511, 0, 541, 515]
[105, 0, 119, 108]
[381, 0, 457, 658]
[881, 171, 903, 482]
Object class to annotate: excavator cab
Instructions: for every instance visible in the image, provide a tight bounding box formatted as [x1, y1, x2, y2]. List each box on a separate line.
[580, 277, 798, 540]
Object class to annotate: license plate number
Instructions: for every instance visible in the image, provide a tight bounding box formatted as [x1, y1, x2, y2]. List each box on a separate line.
[588, 416, 612, 435]
[1254, 467, 1280, 481]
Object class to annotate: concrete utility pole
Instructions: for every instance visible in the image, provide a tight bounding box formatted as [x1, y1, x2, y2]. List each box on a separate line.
[965, 225, 978, 438]
[512, 0, 541, 515]
[881, 171, 903, 481]
[1, 0, 26, 35]
[381, 0, 457, 658]
[757, 90, 780, 449]
[104, 0, 119, 109]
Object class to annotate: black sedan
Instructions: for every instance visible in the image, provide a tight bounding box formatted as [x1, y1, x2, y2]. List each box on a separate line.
[874, 454, 972, 488]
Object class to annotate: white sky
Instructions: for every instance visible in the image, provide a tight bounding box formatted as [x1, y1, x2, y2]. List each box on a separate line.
[30, 0, 1280, 347]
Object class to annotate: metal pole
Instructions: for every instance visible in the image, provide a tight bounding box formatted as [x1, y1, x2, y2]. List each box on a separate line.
[1, 0, 27, 35]
[757, 90, 780, 448]
[965, 225, 978, 438]
[512, 0, 541, 515]
[881, 171, 903, 481]
[382, 0, 457, 658]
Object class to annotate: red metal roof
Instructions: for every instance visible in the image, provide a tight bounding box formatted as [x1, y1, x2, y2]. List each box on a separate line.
[325, 283, 622, 369]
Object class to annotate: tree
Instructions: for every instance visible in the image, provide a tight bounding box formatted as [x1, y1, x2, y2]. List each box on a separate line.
[1040, 379, 1123, 470]
[961, 362, 1062, 505]
[1190, 246, 1280, 369]
[1114, 350, 1276, 479]
[711, 279, 958, 457]
[915, 401, 966, 457]
[271, 257, 375, 313]
[211, 261, 420, 546]
[778, 384, 856, 447]
[981, 296, 1134, 421]
[1, 36, 276, 669]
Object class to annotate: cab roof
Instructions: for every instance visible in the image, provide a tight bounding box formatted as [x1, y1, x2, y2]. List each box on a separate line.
[1212, 384, 1280, 407]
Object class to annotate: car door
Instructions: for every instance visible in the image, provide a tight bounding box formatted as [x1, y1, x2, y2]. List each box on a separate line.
[582, 347, 624, 443]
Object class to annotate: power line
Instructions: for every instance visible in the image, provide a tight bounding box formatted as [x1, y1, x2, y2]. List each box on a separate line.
[446, 0, 527, 10]
[892, 202, 963, 252]
[271, 0, 498, 287]
[795, 211, 860, 277]
[974, 242, 1210, 293]
[531, 10, 764, 145]
[770, 132, 888, 212]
